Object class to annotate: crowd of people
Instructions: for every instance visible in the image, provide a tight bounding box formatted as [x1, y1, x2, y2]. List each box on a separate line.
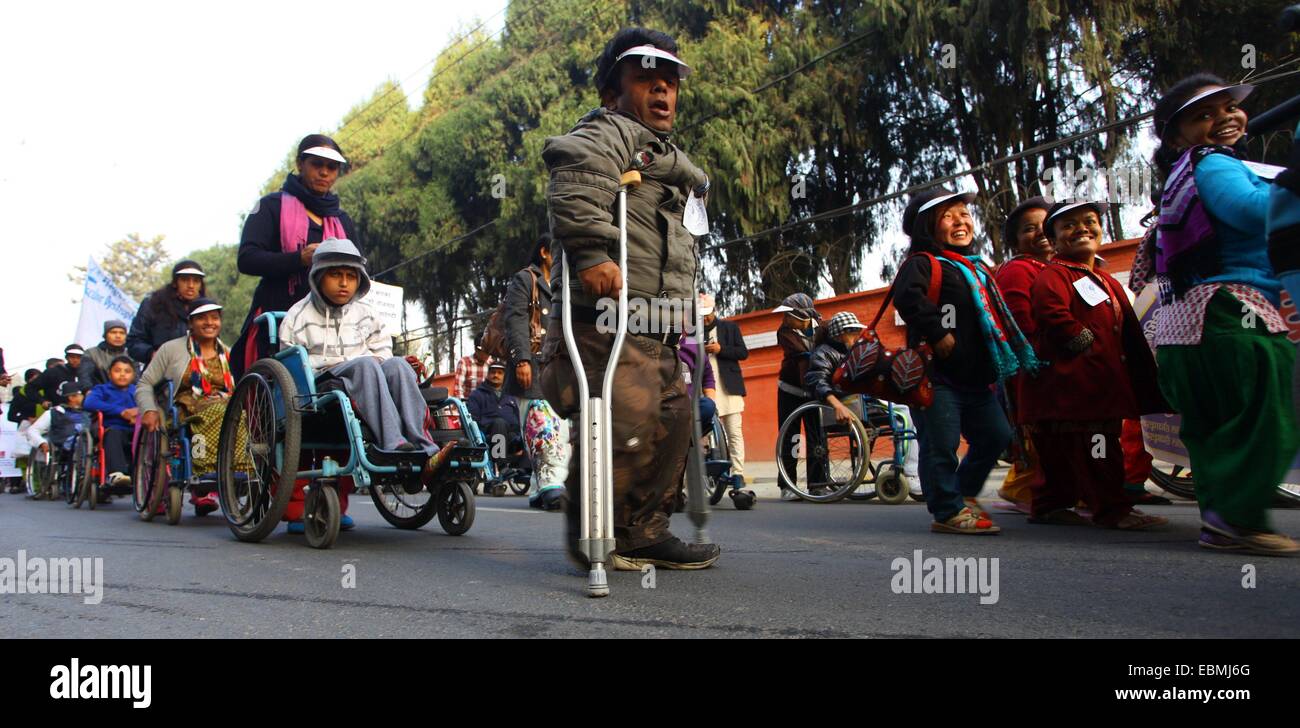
[2, 27, 1296, 570]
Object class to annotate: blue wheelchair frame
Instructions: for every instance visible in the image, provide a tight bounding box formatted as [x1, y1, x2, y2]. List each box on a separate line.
[257, 312, 492, 489]
[853, 395, 918, 477]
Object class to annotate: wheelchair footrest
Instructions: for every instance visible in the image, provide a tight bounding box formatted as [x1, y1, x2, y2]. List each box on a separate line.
[363, 445, 429, 471]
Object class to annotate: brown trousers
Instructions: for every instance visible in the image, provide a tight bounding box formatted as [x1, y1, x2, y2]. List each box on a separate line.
[540, 320, 691, 551]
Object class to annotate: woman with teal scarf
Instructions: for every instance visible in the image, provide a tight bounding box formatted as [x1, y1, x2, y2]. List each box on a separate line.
[893, 188, 1041, 535]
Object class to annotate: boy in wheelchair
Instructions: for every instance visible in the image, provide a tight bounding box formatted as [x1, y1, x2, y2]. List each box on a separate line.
[281, 239, 445, 528]
[84, 355, 139, 492]
[806, 311, 922, 497]
[24, 381, 87, 490]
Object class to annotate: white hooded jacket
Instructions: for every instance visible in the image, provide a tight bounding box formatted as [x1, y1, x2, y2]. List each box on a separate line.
[280, 238, 392, 370]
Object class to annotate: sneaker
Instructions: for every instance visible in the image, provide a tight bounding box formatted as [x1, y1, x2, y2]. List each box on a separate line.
[194, 498, 218, 517]
[779, 488, 801, 502]
[339, 514, 355, 531]
[108, 472, 131, 487]
[729, 474, 746, 491]
[609, 536, 721, 570]
[286, 521, 305, 535]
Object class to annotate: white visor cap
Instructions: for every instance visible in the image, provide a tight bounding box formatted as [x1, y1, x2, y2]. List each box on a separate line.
[614, 45, 692, 79]
[301, 146, 348, 165]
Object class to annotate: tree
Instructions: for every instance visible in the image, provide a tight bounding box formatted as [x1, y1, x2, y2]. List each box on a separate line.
[70, 233, 170, 302]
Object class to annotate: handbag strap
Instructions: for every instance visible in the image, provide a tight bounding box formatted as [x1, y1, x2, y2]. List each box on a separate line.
[870, 252, 942, 329]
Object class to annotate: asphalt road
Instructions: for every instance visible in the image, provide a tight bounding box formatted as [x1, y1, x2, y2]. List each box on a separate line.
[1, 483, 1298, 639]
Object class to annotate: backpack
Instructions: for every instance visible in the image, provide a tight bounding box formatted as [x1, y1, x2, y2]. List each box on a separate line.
[481, 269, 542, 361]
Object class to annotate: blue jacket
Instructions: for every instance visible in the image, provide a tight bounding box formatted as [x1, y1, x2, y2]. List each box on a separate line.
[84, 382, 138, 431]
[467, 380, 520, 433]
[1196, 152, 1281, 306]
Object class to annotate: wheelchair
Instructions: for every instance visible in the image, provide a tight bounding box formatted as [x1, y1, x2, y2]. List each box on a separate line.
[132, 381, 218, 525]
[64, 412, 131, 509]
[215, 312, 491, 549]
[702, 415, 754, 509]
[775, 394, 917, 504]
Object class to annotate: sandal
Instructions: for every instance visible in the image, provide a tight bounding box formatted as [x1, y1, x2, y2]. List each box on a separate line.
[963, 497, 991, 520]
[931, 507, 1001, 535]
[1109, 511, 1168, 530]
[1028, 508, 1090, 526]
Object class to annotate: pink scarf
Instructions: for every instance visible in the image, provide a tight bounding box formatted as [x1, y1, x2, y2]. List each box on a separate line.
[279, 192, 347, 296]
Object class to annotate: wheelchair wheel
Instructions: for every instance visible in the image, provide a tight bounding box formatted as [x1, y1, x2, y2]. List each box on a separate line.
[775, 402, 870, 503]
[134, 430, 167, 521]
[508, 473, 530, 496]
[1148, 462, 1195, 500]
[707, 476, 728, 506]
[304, 485, 340, 549]
[70, 431, 94, 509]
[370, 480, 437, 530]
[876, 466, 910, 505]
[24, 451, 45, 498]
[218, 359, 301, 543]
[166, 486, 183, 525]
[437, 480, 476, 535]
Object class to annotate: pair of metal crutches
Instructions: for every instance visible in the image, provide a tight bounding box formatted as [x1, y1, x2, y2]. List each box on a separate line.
[560, 169, 710, 598]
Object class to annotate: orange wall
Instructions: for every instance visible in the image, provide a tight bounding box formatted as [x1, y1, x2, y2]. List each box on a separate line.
[433, 238, 1141, 460]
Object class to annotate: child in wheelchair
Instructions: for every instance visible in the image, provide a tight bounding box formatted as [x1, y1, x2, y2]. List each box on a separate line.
[806, 312, 922, 499]
[84, 356, 139, 493]
[805, 312, 866, 425]
[281, 239, 447, 530]
[24, 381, 87, 490]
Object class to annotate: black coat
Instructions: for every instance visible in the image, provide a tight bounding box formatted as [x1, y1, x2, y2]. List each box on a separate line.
[231, 192, 357, 373]
[34, 364, 81, 404]
[804, 339, 849, 402]
[7, 384, 40, 423]
[467, 380, 521, 432]
[705, 318, 748, 396]
[893, 253, 997, 389]
[127, 293, 190, 364]
[503, 264, 552, 400]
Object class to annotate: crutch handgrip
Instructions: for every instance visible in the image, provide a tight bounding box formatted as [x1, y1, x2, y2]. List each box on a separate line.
[620, 170, 642, 188]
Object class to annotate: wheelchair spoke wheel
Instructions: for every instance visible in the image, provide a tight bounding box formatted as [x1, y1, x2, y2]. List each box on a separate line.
[134, 430, 167, 520]
[1148, 462, 1195, 500]
[370, 480, 437, 530]
[437, 480, 476, 536]
[304, 485, 340, 549]
[775, 402, 869, 502]
[218, 360, 300, 543]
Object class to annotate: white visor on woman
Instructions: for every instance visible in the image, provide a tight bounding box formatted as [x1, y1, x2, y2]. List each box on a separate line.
[1171, 84, 1254, 122]
[613, 45, 692, 79]
[917, 191, 977, 215]
[1046, 200, 1110, 227]
[301, 146, 348, 165]
[173, 267, 206, 277]
[188, 302, 223, 318]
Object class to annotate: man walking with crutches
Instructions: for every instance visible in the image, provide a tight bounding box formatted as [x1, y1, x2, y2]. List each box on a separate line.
[540, 27, 720, 579]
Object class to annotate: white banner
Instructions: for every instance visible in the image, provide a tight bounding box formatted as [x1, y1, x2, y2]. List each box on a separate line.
[366, 281, 405, 336]
[0, 404, 20, 477]
[75, 257, 139, 348]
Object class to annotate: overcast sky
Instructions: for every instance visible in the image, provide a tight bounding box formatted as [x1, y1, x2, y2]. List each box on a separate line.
[0, 0, 508, 374]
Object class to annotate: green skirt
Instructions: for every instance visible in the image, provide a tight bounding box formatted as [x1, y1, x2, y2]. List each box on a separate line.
[1156, 291, 1300, 531]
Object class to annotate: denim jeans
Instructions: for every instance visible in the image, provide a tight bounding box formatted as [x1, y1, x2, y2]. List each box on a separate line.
[915, 384, 1012, 522]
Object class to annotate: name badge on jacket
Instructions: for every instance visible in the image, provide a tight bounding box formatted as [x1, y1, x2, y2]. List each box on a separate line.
[1073, 276, 1109, 307]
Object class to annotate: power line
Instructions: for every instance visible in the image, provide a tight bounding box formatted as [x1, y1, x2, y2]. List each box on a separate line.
[335, 3, 514, 148]
[677, 28, 874, 134]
